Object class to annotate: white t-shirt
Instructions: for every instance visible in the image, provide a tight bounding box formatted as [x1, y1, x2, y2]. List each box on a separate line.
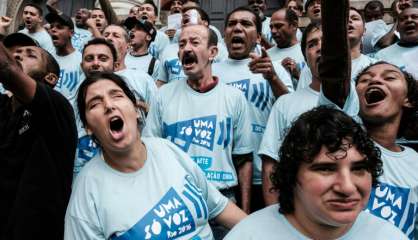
[375, 43, 418, 71]
[143, 80, 254, 190]
[212, 58, 291, 185]
[19, 28, 55, 54]
[125, 53, 161, 80]
[362, 19, 390, 54]
[65, 137, 228, 240]
[262, 16, 273, 45]
[224, 204, 408, 240]
[366, 143, 418, 239]
[267, 43, 306, 73]
[297, 54, 376, 90]
[149, 30, 170, 59]
[52, 50, 84, 103]
[116, 68, 157, 104]
[72, 26, 92, 53]
[258, 87, 319, 161]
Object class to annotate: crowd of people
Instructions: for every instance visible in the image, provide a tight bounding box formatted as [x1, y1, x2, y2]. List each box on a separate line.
[0, 0, 417, 239]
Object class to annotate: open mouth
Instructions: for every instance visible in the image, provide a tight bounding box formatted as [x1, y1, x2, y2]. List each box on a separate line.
[96, 22, 102, 28]
[404, 24, 416, 34]
[110, 116, 124, 132]
[313, 8, 321, 15]
[182, 52, 198, 67]
[348, 25, 355, 32]
[51, 35, 59, 41]
[231, 36, 245, 48]
[141, 15, 148, 21]
[173, 9, 181, 14]
[365, 88, 386, 104]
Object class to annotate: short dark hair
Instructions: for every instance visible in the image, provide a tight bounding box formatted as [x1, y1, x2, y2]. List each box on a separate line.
[272, 106, 383, 215]
[30, 48, 60, 87]
[355, 61, 418, 138]
[77, 72, 137, 128]
[142, 0, 158, 16]
[284, 8, 299, 26]
[182, 6, 211, 25]
[285, 0, 303, 11]
[300, 21, 321, 61]
[82, 38, 118, 63]
[225, 6, 262, 34]
[364, 0, 385, 13]
[23, 3, 43, 16]
[350, 7, 365, 25]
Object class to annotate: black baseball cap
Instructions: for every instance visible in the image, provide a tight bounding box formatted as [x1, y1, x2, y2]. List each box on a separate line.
[45, 12, 74, 30]
[124, 17, 157, 42]
[3, 33, 39, 49]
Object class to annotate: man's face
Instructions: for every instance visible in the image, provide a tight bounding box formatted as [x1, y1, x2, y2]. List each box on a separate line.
[270, 10, 296, 48]
[138, 4, 156, 23]
[178, 25, 216, 80]
[305, 28, 322, 80]
[129, 27, 150, 50]
[248, 0, 266, 18]
[170, 0, 183, 14]
[348, 10, 365, 47]
[81, 44, 115, 76]
[49, 22, 73, 48]
[13, 46, 45, 78]
[22, 6, 42, 31]
[364, 6, 384, 22]
[182, 9, 204, 27]
[399, 0, 413, 11]
[75, 8, 90, 27]
[103, 25, 128, 60]
[84, 79, 140, 152]
[398, 8, 418, 43]
[287, 0, 302, 17]
[129, 6, 139, 18]
[356, 63, 411, 125]
[91, 9, 108, 32]
[294, 141, 371, 228]
[306, 0, 321, 22]
[224, 10, 260, 60]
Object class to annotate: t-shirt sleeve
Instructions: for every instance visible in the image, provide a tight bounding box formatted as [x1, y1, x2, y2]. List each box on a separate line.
[258, 100, 286, 161]
[232, 93, 255, 155]
[156, 56, 169, 83]
[318, 81, 360, 119]
[142, 91, 164, 137]
[151, 59, 161, 80]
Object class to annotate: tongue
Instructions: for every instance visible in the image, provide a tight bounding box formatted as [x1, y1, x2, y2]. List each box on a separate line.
[110, 129, 124, 141]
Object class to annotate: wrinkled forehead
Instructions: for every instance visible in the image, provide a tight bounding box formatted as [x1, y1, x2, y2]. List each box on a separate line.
[104, 25, 127, 36]
[400, 7, 418, 18]
[83, 44, 113, 57]
[357, 63, 405, 80]
[180, 25, 208, 39]
[228, 10, 257, 24]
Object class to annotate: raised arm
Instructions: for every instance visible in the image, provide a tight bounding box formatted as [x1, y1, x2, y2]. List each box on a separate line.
[319, 0, 351, 109]
[98, 0, 121, 25]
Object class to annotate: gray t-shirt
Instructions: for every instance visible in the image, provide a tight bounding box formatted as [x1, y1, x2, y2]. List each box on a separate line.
[225, 204, 408, 239]
[65, 137, 228, 240]
[19, 28, 55, 54]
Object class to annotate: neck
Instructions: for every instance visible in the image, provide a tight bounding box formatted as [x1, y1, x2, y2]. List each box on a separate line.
[187, 68, 216, 92]
[350, 42, 361, 59]
[115, 53, 127, 71]
[309, 77, 321, 92]
[102, 137, 146, 173]
[56, 44, 75, 56]
[286, 213, 352, 240]
[28, 24, 42, 34]
[365, 119, 402, 152]
[131, 45, 148, 56]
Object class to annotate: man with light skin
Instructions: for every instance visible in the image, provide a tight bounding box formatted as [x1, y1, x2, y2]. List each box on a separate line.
[305, 0, 321, 23]
[46, 12, 83, 103]
[138, 0, 170, 59]
[0, 36, 76, 239]
[213, 6, 292, 212]
[90, 8, 108, 34]
[144, 24, 254, 226]
[72, 8, 93, 52]
[161, 0, 184, 41]
[268, 8, 305, 82]
[19, 3, 55, 53]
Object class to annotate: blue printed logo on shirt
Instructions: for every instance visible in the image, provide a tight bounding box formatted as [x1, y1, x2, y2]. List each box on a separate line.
[112, 188, 196, 240]
[228, 79, 271, 111]
[163, 116, 216, 152]
[166, 59, 182, 75]
[227, 79, 250, 98]
[367, 182, 416, 237]
[56, 69, 81, 97]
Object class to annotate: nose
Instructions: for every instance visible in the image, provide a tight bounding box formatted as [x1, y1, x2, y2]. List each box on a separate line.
[333, 170, 357, 196]
[13, 51, 23, 62]
[103, 97, 116, 114]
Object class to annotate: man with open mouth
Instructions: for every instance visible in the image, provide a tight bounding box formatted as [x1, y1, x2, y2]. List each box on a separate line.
[305, 0, 321, 23]
[65, 72, 247, 240]
[319, 1, 418, 238]
[144, 24, 254, 239]
[213, 6, 292, 213]
[72, 8, 93, 52]
[18, 3, 55, 54]
[45, 12, 83, 104]
[375, 7, 418, 70]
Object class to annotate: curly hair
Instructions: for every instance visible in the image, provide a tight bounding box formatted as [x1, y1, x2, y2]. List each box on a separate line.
[272, 106, 383, 215]
[354, 61, 418, 139]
